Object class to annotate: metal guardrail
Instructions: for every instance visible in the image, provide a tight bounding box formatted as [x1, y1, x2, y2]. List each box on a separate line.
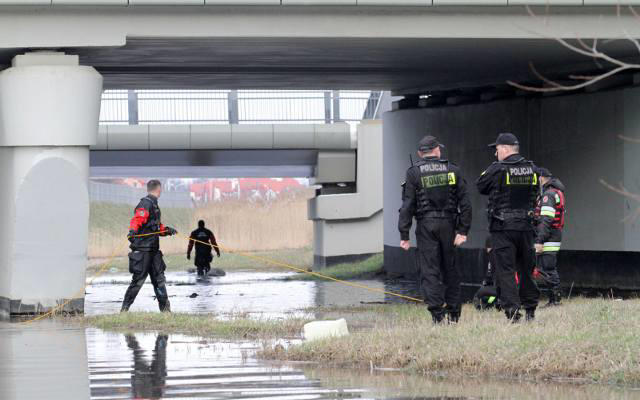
[0, 1, 602, 7]
[99, 90, 381, 126]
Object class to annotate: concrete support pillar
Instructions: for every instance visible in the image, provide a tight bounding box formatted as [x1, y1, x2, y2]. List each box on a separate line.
[0, 52, 103, 317]
[309, 121, 383, 268]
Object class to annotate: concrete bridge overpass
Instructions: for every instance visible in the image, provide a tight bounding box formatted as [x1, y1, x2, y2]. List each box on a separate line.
[2, 3, 640, 315]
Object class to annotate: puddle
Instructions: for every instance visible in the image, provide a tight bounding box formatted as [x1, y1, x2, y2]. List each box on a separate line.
[2, 320, 639, 400]
[85, 270, 422, 317]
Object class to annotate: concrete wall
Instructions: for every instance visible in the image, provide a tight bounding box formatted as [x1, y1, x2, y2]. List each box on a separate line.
[383, 86, 640, 285]
[310, 120, 383, 267]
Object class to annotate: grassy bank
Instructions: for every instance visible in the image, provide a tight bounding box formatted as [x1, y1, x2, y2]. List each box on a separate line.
[87, 247, 313, 274]
[262, 299, 640, 386]
[285, 254, 383, 281]
[81, 299, 640, 385]
[84, 312, 309, 339]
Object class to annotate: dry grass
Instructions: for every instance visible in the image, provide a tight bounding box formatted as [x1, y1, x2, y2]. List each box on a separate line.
[88, 191, 313, 258]
[262, 298, 640, 386]
[83, 312, 309, 340]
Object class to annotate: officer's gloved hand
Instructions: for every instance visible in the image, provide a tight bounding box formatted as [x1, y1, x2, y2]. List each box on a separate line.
[128, 230, 136, 243]
[165, 226, 178, 236]
[187, 253, 191, 260]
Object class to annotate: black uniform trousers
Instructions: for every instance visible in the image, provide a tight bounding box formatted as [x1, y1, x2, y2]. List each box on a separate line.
[536, 252, 561, 290]
[415, 217, 461, 319]
[194, 251, 212, 276]
[491, 230, 539, 314]
[122, 250, 170, 311]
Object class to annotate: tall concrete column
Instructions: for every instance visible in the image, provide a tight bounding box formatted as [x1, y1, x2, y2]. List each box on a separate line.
[0, 52, 103, 317]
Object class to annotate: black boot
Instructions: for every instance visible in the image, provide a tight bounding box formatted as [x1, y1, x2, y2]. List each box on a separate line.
[505, 308, 522, 323]
[120, 304, 130, 313]
[553, 290, 562, 306]
[525, 308, 536, 322]
[542, 290, 561, 308]
[447, 311, 460, 324]
[431, 311, 445, 324]
[159, 299, 171, 313]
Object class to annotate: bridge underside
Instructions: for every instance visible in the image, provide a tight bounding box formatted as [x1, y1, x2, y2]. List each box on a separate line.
[1, 6, 640, 93]
[2, 5, 640, 317]
[90, 150, 318, 178]
[69, 37, 640, 92]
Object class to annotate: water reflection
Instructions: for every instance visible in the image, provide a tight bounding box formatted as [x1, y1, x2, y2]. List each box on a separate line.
[2, 322, 639, 399]
[126, 334, 168, 399]
[87, 329, 358, 399]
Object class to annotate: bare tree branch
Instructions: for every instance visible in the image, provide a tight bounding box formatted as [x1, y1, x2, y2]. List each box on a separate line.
[600, 180, 640, 222]
[509, 6, 640, 93]
[508, 65, 632, 92]
[619, 135, 640, 143]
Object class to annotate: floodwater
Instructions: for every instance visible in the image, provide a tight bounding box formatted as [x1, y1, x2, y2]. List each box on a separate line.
[2, 270, 640, 399]
[2, 320, 639, 400]
[85, 270, 423, 317]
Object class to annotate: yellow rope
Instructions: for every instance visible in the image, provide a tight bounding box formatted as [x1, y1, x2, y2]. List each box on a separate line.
[21, 228, 422, 324]
[21, 245, 121, 324]
[177, 231, 423, 303]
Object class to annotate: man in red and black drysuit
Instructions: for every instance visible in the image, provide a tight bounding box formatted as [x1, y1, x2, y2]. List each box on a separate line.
[534, 167, 566, 307]
[121, 180, 177, 312]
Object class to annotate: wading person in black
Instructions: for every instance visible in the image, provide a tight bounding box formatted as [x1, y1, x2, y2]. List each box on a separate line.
[187, 220, 221, 276]
[477, 133, 540, 322]
[398, 135, 472, 324]
[121, 180, 177, 313]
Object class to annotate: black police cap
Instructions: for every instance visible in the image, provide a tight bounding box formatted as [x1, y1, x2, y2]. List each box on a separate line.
[537, 167, 552, 178]
[488, 133, 519, 148]
[418, 135, 445, 151]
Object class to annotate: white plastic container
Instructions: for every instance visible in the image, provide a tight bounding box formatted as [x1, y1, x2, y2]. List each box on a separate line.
[303, 318, 349, 341]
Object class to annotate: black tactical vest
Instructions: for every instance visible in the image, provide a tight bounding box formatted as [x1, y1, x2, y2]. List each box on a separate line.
[415, 159, 457, 217]
[130, 195, 162, 251]
[492, 159, 538, 216]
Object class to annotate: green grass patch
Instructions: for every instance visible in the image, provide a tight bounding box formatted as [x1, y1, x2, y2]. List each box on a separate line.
[285, 253, 383, 281]
[261, 298, 640, 386]
[84, 312, 309, 339]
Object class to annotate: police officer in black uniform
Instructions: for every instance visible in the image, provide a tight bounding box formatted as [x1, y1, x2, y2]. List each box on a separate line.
[477, 133, 539, 322]
[121, 180, 177, 312]
[187, 220, 221, 276]
[398, 135, 472, 323]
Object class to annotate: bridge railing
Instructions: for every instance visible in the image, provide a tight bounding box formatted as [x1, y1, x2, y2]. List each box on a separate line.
[99, 90, 381, 127]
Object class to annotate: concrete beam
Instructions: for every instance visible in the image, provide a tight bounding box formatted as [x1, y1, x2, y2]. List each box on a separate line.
[93, 123, 353, 150]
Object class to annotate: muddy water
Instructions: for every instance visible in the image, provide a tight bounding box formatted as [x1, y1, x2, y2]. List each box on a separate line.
[85, 270, 422, 316]
[3, 271, 640, 399]
[3, 320, 640, 399]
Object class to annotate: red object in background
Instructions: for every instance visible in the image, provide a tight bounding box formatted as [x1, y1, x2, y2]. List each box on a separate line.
[533, 268, 541, 279]
[189, 178, 304, 202]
